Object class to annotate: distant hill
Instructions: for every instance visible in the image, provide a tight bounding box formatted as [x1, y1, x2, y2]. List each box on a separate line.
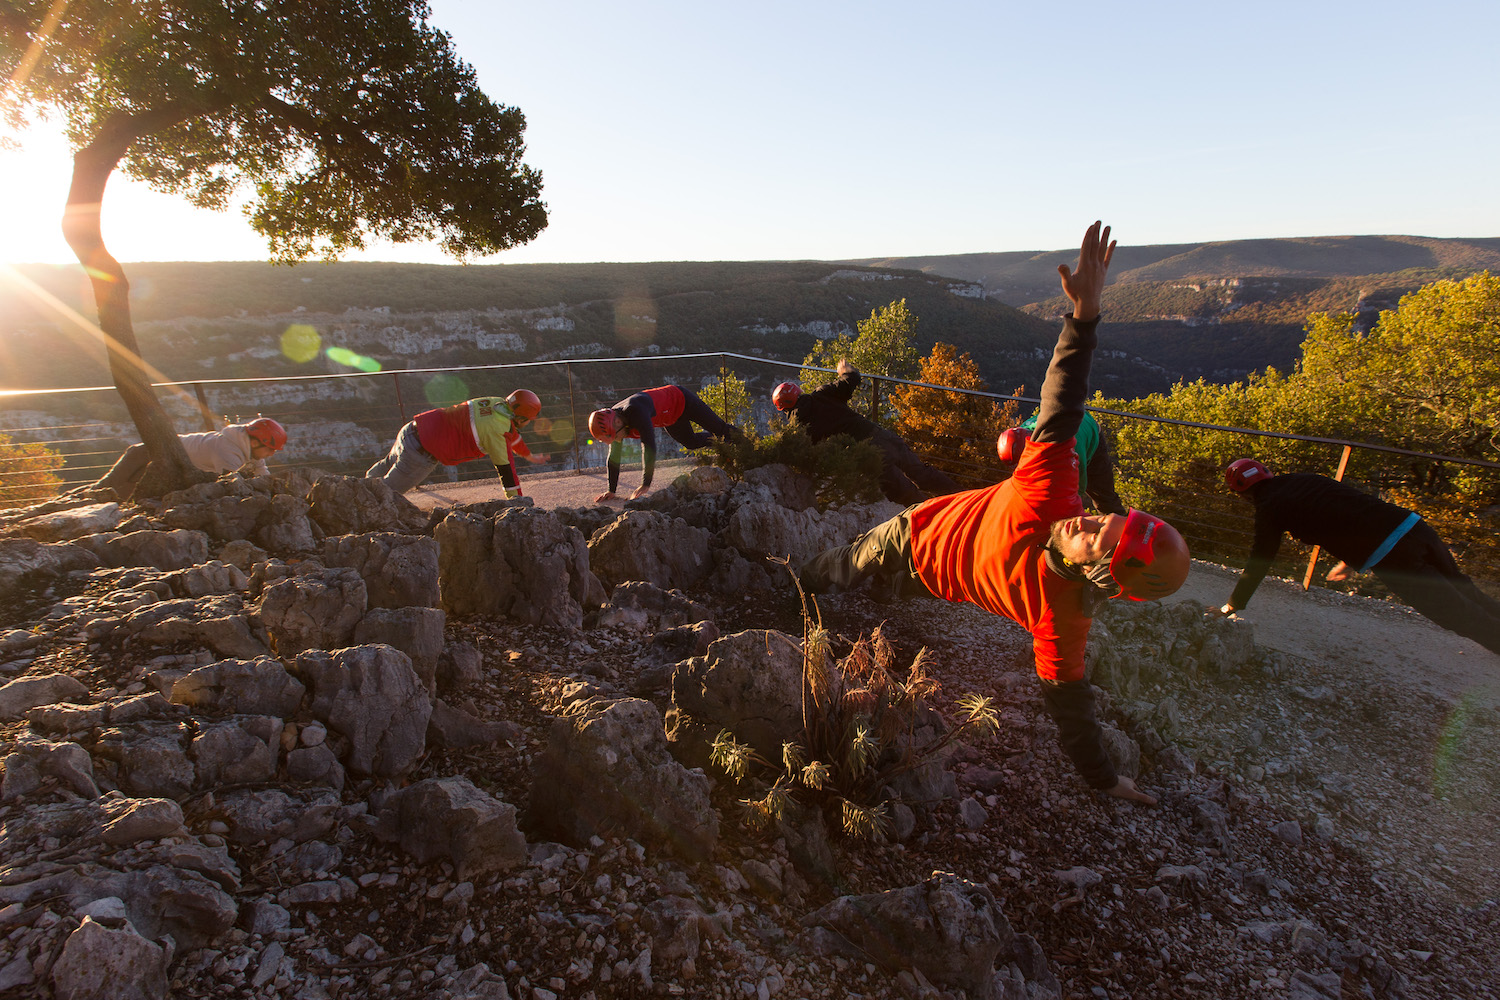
[856, 235, 1500, 386]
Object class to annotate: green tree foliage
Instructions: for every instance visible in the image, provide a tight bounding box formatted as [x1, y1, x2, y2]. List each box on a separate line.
[699, 366, 755, 433]
[1, 0, 546, 492]
[0, 433, 65, 509]
[801, 298, 921, 422]
[892, 342, 1018, 487]
[1098, 272, 1500, 578]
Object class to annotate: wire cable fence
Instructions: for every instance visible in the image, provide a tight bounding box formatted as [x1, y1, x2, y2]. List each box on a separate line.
[4, 351, 1498, 592]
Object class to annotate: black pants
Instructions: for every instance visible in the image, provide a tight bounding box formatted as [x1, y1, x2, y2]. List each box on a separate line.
[799, 506, 928, 599]
[870, 427, 960, 504]
[663, 388, 741, 449]
[1372, 521, 1500, 656]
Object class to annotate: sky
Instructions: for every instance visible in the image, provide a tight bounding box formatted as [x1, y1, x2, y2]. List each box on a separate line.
[2, 0, 1497, 266]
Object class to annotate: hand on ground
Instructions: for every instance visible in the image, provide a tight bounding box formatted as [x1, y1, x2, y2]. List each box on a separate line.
[1104, 776, 1157, 805]
[629, 486, 650, 500]
[594, 491, 617, 503]
[524, 453, 553, 464]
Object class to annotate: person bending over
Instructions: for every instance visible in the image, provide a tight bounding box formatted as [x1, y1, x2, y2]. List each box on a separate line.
[771, 362, 960, 504]
[89, 417, 287, 499]
[366, 390, 545, 496]
[800, 222, 1190, 804]
[589, 384, 741, 502]
[1216, 459, 1500, 656]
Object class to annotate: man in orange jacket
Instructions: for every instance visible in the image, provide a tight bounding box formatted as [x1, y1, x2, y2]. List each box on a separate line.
[802, 222, 1190, 803]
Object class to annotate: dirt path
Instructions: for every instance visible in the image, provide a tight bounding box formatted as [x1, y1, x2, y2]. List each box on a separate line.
[1166, 561, 1500, 711]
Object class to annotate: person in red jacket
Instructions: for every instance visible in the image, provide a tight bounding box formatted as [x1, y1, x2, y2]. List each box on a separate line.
[801, 222, 1191, 804]
[589, 384, 742, 501]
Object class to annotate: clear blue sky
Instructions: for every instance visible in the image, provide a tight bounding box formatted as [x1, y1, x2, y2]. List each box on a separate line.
[3, 0, 1497, 265]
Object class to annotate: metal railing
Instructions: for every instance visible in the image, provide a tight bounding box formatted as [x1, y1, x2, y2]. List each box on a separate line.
[4, 351, 1498, 590]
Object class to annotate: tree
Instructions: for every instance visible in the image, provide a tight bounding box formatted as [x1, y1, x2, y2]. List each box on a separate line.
[892, 342, 1016, 487]
[0, 432, 65, 509]
[700, 365, 755, 433]
[1, 1, 547, 494]
[801, 298, 921, 422]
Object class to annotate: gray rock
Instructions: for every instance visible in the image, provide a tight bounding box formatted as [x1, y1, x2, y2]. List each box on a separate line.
[800, 873, 1013, 999]
[17, 502, 123, 543]
[239, 900, 292, 937]
[959, 797, 989, 830]
[1051, 867, 1103, 891]
[170, 656, 305, 717]
[191, 716, 280, 788]
[218, 539, 269, 570]
[99, 795, 185, 845]
[96, 722, 195, 800]
[590, 581, 712, 632]
[354, 606, 445, 693]
[217, 788, 341, 845]
[255, 493, 317, 553]
[0, 538, 99, 604]
[51, 916, 168, 1000]
[0, 672, 88, 721]
[1272, 819, 1304, 846]
[306, 475, 427, 536]
[119, 595, 270, 659]
[428, 698, 518, 749]
[295, 644, 431, 777]
[437, 641, 483, 693]
[741, 464, 818, 510]
[322, 532, 441, 609]
[664, 628, 803, 768]
[587, 510, 712, 591]
[1098, 724, 1140, 779]
[375, 776, 527, 880]
[527, 697, 719, 861]
[259, 568, 367, 657]
[1, 734, 98, 800]
[437, 507, 604, 627]
[724, 499, 901, 561]
[286, 744, 345, 791]
[93, 529, 211, 571]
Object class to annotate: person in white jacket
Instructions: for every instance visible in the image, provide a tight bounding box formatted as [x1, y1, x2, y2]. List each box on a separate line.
[87, 418, 287, 499]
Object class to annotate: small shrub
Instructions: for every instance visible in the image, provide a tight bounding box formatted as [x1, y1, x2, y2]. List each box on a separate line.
[704, 425, 885, 506]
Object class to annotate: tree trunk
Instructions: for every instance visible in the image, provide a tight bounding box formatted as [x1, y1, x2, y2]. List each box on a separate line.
[62, 120, 208, 498]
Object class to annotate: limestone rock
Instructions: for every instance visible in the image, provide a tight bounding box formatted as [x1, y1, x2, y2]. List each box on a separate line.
[259, 568, 367, 656]
[354, 606, 445, 693]
[0, 538, 100, 603]
[16, 502, 123, 543]
[527, 696, 718, 861]
[0, 672, 88, 721]
[665, 629, 803, 767]
[322, 531, 441, 609]
[374, 776, 527, 880]
[306, 475, 426, 536]
[51, 916, 168, 1000]
[587, 510, 712, 591]
[295, 644, 431, 777]
[169, 656, 305, 717]
[437, 507, 603, 628]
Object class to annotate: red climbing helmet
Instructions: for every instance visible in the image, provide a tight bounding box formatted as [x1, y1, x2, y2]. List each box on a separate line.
[588, 408, 620, 442]
[1108, 509, 1191, 601]
[996, 426, 1031, 463]
[771, 382, 801, 412]
[506, 389, 542, 422]
[246, 418, 287, 452]
[1225, 458, 1272, 492]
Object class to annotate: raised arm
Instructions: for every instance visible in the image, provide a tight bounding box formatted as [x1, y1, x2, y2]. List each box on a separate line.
[1032, 222, 1115, 446]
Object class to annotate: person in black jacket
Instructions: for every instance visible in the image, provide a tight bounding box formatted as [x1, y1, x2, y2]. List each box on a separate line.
[1216, 458, 1500, 656]
[771, 360, 960, 504]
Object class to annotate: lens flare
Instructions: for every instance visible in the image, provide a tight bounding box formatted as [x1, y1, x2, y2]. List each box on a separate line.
[281, 324, 321, 363]
[546, 417, 574, 445]
[325, 346, 382, 372]
[614, 294, 658, 348]
[424, 373, 469, 406]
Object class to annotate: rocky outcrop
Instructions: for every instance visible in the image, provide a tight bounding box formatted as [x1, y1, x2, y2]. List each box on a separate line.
[0, 537, 100, 602]
[374, 776, 527, 880]
[168, 656, 306, 717]
[436, 507, 604, 627]
[294, 644, 431, 777]
[723, 499, 901, 560]
[587, 510, 713, 591]
[306, 475, 426, 536]
[13, 502, 124, 543]
[527, 696, 718, 861]
[258, 568, 367, 656]
[322, 531, 440, 609]
[665, 628, 804, 767]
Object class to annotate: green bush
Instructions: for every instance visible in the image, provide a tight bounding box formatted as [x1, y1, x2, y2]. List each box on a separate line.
[704, 425, 885, 506]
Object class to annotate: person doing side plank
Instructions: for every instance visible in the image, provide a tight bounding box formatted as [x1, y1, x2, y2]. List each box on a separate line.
[800, 222, 1191, 804]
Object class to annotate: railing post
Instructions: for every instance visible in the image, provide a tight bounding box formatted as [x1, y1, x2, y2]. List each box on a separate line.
[720, 354, 728, 418]
[392, 372, 407, 421]
[567, 363, 581, 475]
[192, 383, 218, 431]
[870, 378, 880, 422]
[1303, 444, 1354, 589]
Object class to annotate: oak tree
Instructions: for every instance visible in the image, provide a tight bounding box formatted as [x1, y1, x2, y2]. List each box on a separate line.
[1, 0, 547, 493]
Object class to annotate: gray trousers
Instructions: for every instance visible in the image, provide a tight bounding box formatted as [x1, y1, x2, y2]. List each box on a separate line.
[366, 422, 441, 494]
[799, 506, 926, 598]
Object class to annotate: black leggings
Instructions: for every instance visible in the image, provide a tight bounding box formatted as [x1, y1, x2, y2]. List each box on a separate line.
[663, 388, 740, 448]
[1372, 521, 1500, 656]
[871, 427, 960, 504]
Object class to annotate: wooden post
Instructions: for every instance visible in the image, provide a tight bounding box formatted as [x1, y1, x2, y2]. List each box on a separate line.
[392, 372, 407, 421]
[567, 363, 581, 474]
[191, 383, 218, 431]
[1303, 444, 1353, 589]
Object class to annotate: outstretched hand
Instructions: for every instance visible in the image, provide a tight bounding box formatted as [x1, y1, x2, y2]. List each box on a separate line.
[1057, 221, 1116, 321]
[594, 491, 617, 503]
[1104, 775, 1157, 806]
